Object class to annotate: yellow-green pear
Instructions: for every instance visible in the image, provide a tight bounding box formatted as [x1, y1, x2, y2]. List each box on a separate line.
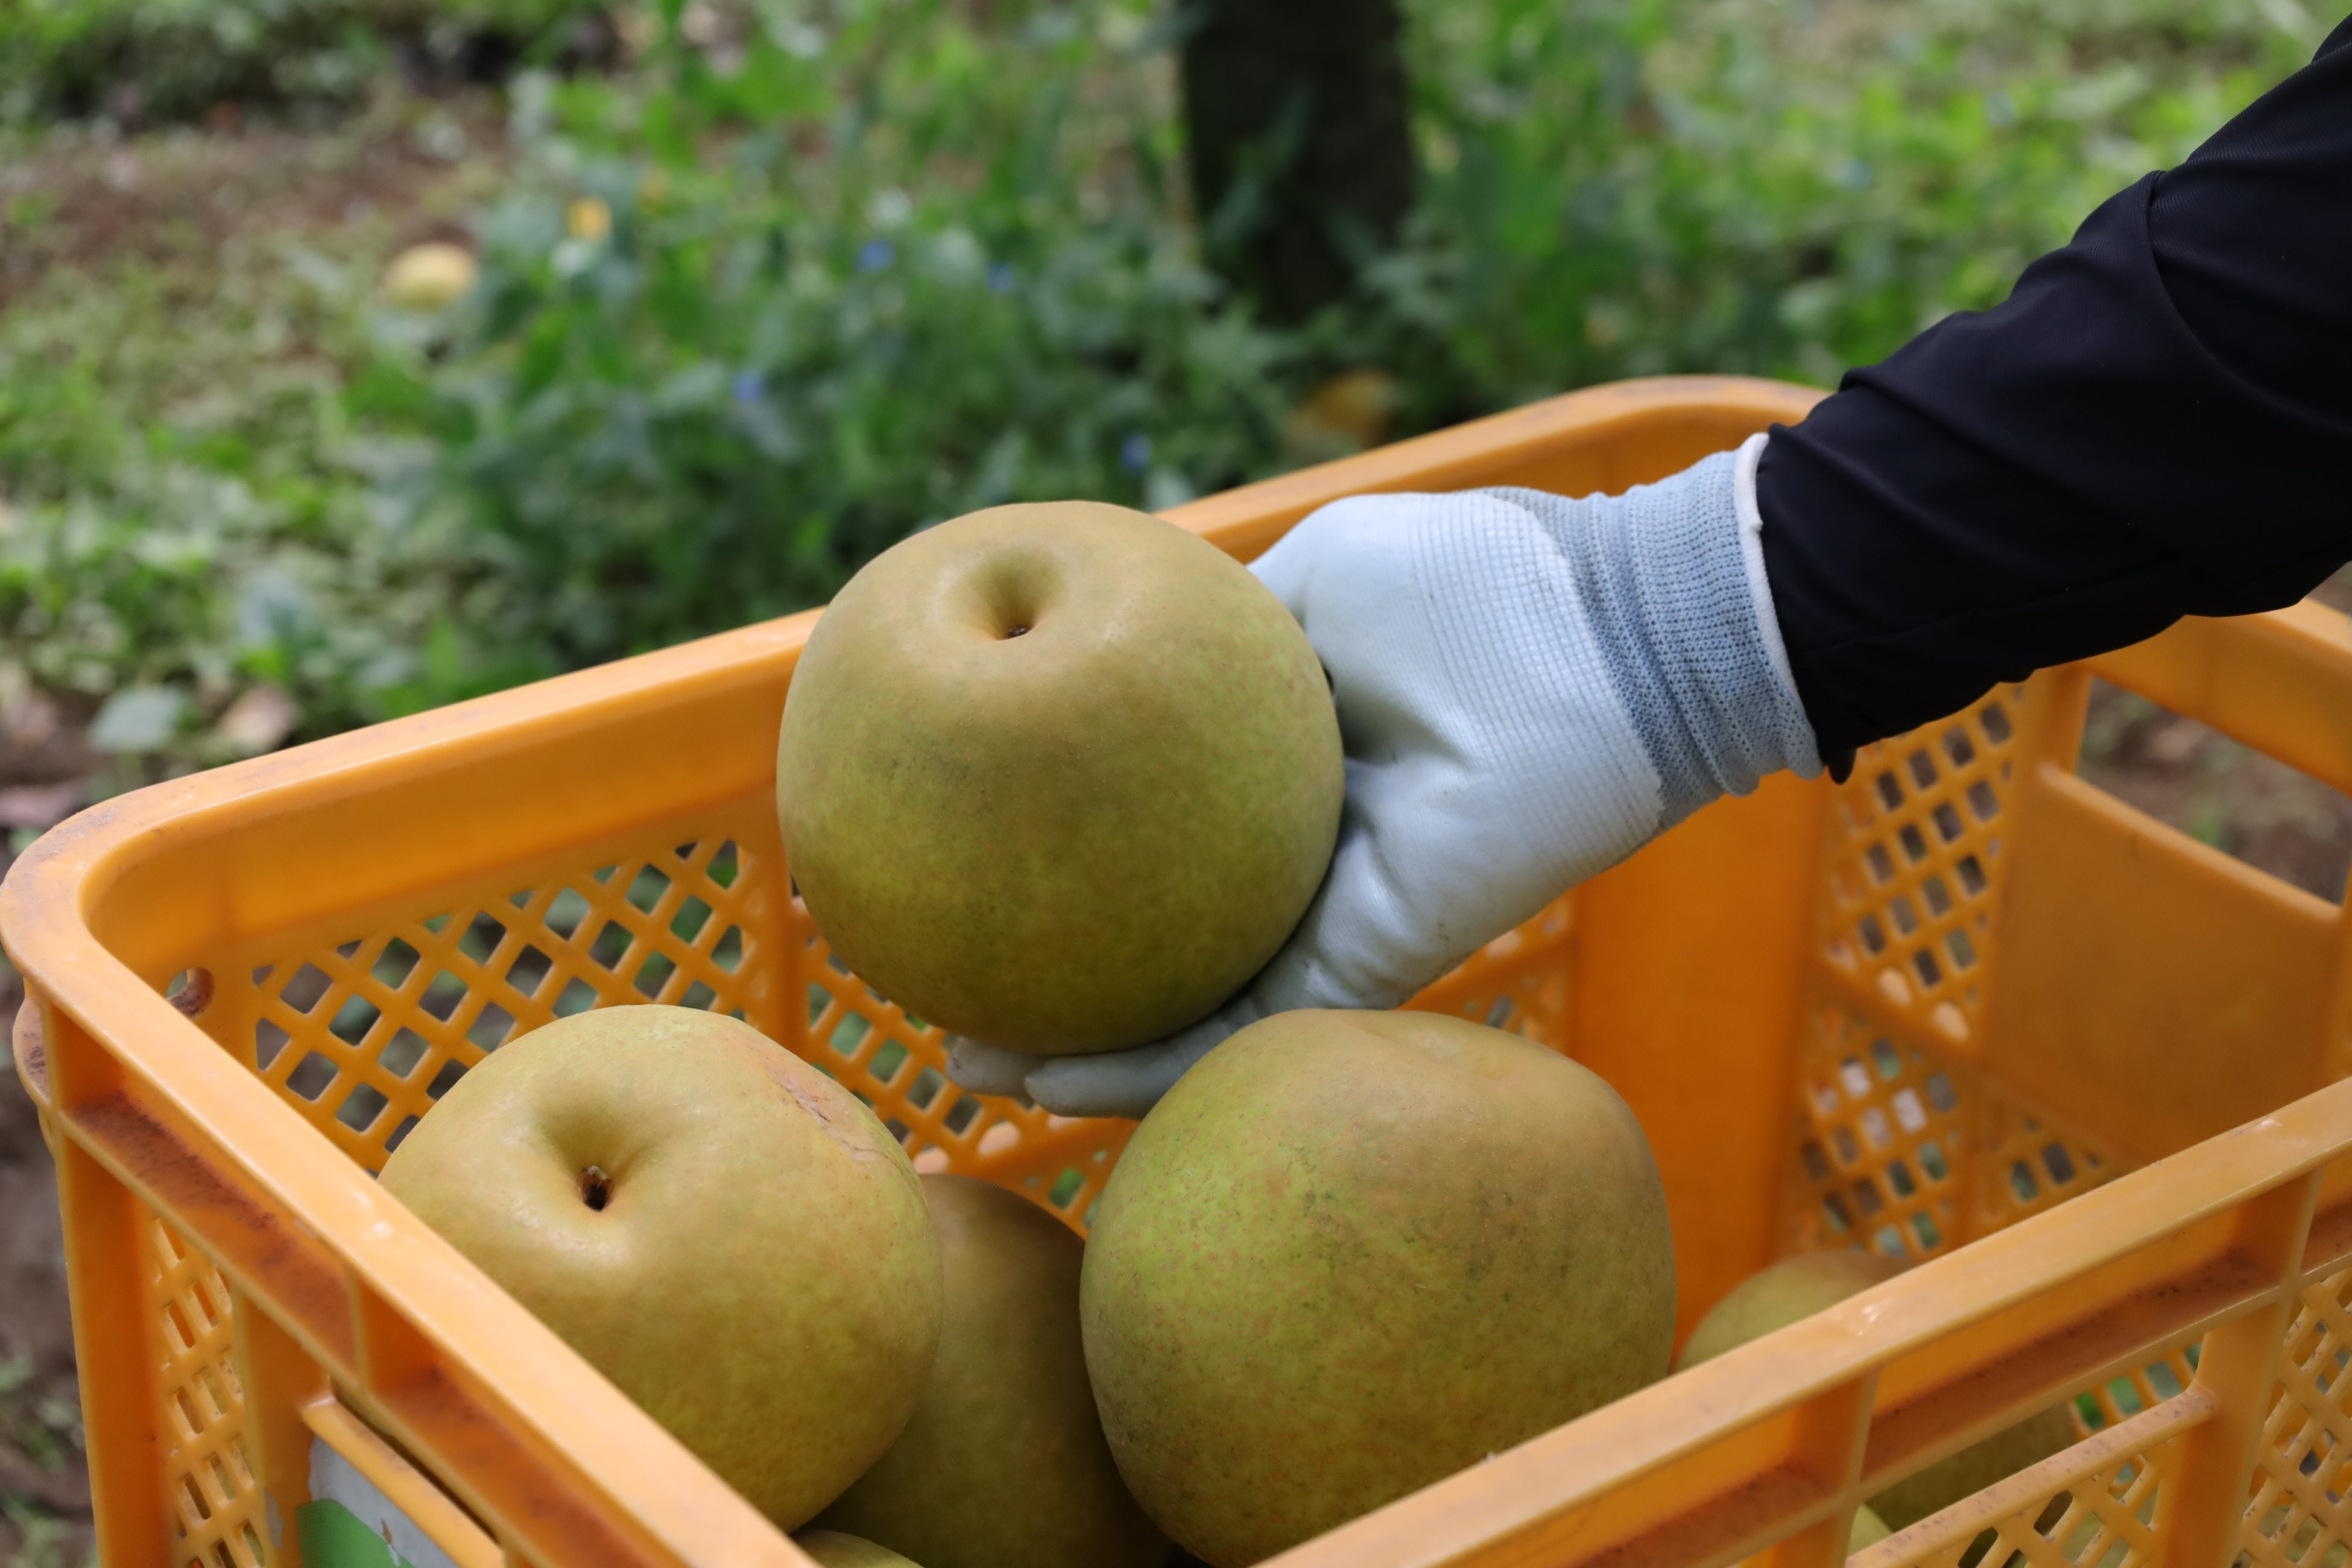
[1677, 1251, 1906, 1371]
[796, 1532, 926, 1568]
[1679, 1253, 2078, 1531]
[815, 1175, 1168, 1568]
[1868, 1404, 2081, 1530]
[1083, 1010, 1675, 1567]
[380, 1007, 943, 1528]
[776, 502, 1342, 1056]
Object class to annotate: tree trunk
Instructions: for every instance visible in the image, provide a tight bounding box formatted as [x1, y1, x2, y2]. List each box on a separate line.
[1180, 0, 1417, 324]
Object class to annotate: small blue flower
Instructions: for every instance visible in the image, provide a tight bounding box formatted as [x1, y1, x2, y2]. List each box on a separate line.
[1121, 433, 1152, 473]
[733, 370, 767, 405]
[987, 262, 1017, 294]
[856, 238, 896, 273]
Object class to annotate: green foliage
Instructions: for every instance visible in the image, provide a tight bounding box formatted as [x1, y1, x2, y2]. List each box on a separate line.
[0, 0, 2337, 771]
[372, 0, 2325, 670]
[1381, 0, 2325, 405]
[0, 0, 602, 124]
[369, 2, 1297, 666]
[0, 227, 535, 770]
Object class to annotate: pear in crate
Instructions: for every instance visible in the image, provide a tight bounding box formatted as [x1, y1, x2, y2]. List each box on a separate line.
[1675, 1250, 1905, 1370]
[815, 1175, 1168, 1568]
[776, 501, 1342, 1056]
[1082, 1010, 1675, 1567]
[1867, 1405, 2079, 1531]
[380, 1006, 944, 1528]
[1679, 1252, 2078, 1530]
[797, 1532, 926, 1568]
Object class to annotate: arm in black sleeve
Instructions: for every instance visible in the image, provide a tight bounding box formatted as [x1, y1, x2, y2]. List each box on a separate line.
[1756, 15, 2352, 763]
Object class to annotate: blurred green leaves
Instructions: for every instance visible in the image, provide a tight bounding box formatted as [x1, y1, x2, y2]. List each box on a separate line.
[0, 0, 607, 122]
[0, 217, 532, 774]
[362, 0, 1295, 666]
[1380, 0, 2324, 405]
[0, 0, 2334, 778]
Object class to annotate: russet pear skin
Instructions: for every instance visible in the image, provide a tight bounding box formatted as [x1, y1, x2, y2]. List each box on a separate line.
[816, 1175, 1168, 1568]
[1680, 1251, 2078, 1531]
[1082, 1010, 1676, 1566]
[795, 1531, 928, 1568]
[381, 1006, 943, 1528]
[777, 501, 1343, 1056]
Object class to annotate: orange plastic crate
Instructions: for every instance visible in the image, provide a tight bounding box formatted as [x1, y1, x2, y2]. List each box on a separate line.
[13, 374, 2352, 1568]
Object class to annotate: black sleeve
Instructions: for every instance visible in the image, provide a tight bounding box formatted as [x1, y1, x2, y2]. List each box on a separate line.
[1756, 14, 2352, 763]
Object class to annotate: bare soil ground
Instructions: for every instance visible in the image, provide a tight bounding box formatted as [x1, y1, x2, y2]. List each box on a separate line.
[0, 94, 505, 308]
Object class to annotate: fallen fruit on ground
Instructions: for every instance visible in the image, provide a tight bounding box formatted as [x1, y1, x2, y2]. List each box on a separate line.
[1678, 1251, 2078, 1531]
[1082, 1008, 1675, 1566]
[776, 501, 1343, 1055]
[379, 1005, 943, 1528]
[796, 1531, 928, 1568]
[380, 241, 478, 309]
[816, 1174, 1167, 1568]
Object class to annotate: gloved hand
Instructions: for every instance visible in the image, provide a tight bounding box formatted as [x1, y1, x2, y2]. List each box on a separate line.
[946, 432, 1822, 1119]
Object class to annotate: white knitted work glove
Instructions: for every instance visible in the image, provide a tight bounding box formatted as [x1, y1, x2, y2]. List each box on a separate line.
[946, 433, 1822, 1118]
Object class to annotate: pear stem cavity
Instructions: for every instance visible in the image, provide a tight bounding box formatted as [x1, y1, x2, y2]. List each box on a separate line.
[581, 1165, 613, 1211]
[1003, 624, 1030, 639]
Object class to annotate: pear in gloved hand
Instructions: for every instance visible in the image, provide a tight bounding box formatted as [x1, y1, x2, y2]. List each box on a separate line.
[952, 435, 1824, 1119]
[779, 501, 1341, 1061]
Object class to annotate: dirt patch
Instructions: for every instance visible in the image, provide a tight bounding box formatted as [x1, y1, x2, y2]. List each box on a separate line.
[0, 92, 508, 308]
[0, 950, 89, 1568]
[2076, 566, 2352, 903]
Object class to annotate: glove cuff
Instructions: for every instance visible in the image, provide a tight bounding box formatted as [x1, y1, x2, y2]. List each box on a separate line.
[1482, 435, 1823, 825]
[1733, 433, 1809, 731]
